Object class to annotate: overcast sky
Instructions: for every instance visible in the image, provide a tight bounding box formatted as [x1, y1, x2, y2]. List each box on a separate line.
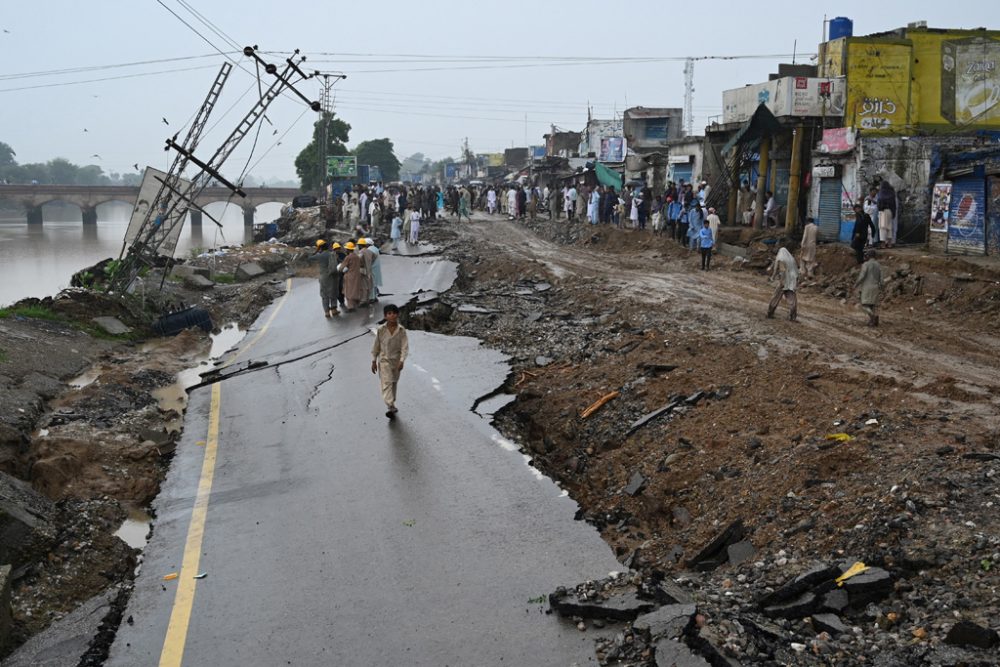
[1, 0, 998, 182]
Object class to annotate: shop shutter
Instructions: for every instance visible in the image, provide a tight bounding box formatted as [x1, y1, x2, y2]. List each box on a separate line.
[818, 177, 841, 241]
[988, 176, 1000, 256]
[948, 175, 986, 255]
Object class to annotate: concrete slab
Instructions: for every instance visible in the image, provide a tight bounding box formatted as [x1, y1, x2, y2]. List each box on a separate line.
[90, 317, 132, 336]
[1, 588, 116, 667]
[234, 262, 265, 282]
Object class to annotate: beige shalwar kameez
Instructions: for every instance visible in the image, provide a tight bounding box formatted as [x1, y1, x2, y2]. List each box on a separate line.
[371, 323, 409, 409]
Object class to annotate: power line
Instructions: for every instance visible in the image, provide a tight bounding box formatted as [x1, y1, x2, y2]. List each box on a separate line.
[0, 52, 230, 82]
[0, 64, 221, 93]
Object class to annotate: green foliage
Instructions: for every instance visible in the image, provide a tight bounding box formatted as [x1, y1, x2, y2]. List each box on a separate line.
[0, 141, 15, 167]
[188, 248, 204, 259]
[295, 112, 351, 192]
[212, 273, 235, 284]
[0, 348, 7, 363]
[353, 138, 401, 181]
[527, 595, 546, 604]
[0, 141, 139, 185]
[0, 305, 64, 321]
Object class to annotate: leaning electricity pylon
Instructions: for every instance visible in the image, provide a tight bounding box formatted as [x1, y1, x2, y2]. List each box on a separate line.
[110, 47, 320, 295]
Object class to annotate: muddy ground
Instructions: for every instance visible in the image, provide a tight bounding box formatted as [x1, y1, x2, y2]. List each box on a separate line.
[408, 212, 1000, 666]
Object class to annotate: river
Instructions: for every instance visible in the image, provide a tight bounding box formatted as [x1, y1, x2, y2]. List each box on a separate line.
[0, 201, 285, 306]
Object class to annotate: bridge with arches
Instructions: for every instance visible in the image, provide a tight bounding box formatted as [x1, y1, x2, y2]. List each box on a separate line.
[0, 184, 301, 225]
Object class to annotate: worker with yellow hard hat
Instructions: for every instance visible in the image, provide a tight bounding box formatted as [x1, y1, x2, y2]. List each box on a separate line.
[307, 237, 339, 318]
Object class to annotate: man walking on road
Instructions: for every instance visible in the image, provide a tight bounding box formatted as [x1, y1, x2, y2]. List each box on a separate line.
[767, 243, 799, 321]
[371, 304, 409, 419]
[855, 249, 884, 327]
[851, 203, 876, 265]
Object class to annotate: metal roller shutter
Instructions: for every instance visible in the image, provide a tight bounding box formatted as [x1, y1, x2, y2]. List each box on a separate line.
[818, 177, 841, 241]
[948, 175, 986, 255]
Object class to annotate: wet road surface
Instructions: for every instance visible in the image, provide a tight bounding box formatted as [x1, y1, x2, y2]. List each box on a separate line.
[108, 251, 619, 666]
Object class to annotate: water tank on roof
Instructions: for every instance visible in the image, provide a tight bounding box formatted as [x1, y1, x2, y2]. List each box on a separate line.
[829, 16, 853, 41]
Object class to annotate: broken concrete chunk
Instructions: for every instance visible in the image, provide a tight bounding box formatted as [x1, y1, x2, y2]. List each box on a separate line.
[548, 590, 657, 621]
[0, 471, 56, 568]
[235, 262, 266, 282]
[944, 620, 999, 649]
[654, 638, 711, 667]
[842, 567, 893, 607]
[90, 316, 132, 335]
[534, 355, 553, 367]
[688, 626, 743, 666]
[811, 613, 849, 636]
[686, 519, 745, 571]
[763, 592, 818, 620]
[633, 603, 697, 640]
[183, 274, 216, 290]
[170, 264, 211, 280]
[758, 564, 840, 608]
[624, 471, 647, 497]
[626, 401, 680, 436]
[1, 587, 118, 667]
[656, 580, 693, 606]
[726, 540, 756, 566]
[819, 588, 849, 613]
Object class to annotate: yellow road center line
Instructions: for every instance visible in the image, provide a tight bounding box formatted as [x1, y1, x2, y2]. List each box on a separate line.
[158, 277, 293, 666]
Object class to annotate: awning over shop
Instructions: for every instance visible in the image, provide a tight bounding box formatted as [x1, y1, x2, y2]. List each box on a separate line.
[595, 161, 624, 191]
[722, 104, 783, 155]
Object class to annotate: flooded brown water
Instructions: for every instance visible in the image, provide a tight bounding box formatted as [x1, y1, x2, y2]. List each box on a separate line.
[0, 201, 284, 306]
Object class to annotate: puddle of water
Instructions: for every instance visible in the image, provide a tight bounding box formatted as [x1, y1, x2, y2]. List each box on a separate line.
[114, 506, 152, 550]
[68, 368, 101, 389]
[151, 323, 247, 412]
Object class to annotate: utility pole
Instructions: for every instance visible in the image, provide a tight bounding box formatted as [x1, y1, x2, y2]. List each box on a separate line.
[683, 58, 694, 137]
[318, 74, 334, 197]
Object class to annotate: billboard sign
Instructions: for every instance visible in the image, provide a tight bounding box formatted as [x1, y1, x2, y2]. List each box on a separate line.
[723, 77, 846, 124]
[125, 167, 193, 258]
[445, 163, 458, 179]
[599, 137, 625, 162]
[327, 155, 357, 178]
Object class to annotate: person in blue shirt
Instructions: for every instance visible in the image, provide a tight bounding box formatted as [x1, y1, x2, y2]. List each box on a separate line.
[666, 196, 683, 241]
[686, 203, 705, 252]
[698, 218, 715, 270]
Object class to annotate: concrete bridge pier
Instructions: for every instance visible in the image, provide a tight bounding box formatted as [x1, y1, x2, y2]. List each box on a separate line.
[26, 205, 43, 225]
[82, 206, 98, 225]
[190, 210, 203, 227]
[243, 205, 255, 227]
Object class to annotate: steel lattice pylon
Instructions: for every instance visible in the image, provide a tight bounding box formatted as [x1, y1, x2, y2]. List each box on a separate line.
[110, 48, 320, 295]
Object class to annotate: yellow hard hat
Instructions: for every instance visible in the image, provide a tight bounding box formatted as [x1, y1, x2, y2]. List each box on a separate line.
[357, 238, 368, 246]
[331, 242, 342, 250]
[345, 241, 356, 250]
[316, 239, 327, 247]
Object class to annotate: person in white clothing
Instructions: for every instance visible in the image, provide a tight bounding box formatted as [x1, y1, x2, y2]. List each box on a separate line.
[486, 188, 497, 214]
[408, 208, 422, 244]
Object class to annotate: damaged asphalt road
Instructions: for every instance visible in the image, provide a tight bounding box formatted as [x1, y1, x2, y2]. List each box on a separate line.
[107, 251, 620, 666]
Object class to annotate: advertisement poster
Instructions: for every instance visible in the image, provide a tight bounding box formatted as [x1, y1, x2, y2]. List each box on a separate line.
[941, 37, 1000, 125]
[948, 182, 986, 253]
[326, 155, 357, 178]
[930, 182, 951, 233]
[845, 41, 910, 132]
[818, 127, 856, 154]
[599, 137, 625, 162]
[445, 163, 458, 179]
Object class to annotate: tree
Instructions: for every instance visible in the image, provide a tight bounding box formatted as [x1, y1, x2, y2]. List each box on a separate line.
[353, 138, 400, 182]
[295, 111, 351, 192]
[0, 142, 16, 167]
[400, 152, 428, 181]
[47, 158, 78, 184]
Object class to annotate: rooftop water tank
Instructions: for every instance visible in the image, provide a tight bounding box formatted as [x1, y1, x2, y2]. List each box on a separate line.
[829, 16, 853, 41]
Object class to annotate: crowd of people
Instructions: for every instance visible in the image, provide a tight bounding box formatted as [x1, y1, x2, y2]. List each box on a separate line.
[312, 175, 888, 329]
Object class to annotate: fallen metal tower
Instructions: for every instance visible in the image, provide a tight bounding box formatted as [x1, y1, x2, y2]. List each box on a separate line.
[110, 47, 320, 295]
